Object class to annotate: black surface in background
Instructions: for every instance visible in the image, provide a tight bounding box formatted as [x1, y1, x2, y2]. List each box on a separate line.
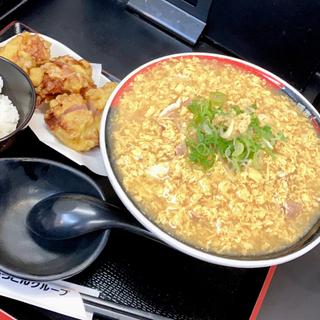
[204, 0, 320, 91]
[0, 1, 269, 319]
[0, 296, 84, 320]
[0, 0, 25, 17]
[0, 0, 227, 80]
[1, 296, 52, 319]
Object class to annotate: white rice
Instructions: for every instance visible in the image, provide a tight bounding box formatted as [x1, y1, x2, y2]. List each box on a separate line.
[0, 76, 19, 139]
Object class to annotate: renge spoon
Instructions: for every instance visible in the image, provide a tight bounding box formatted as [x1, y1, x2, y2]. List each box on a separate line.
[27, 193, 158, 242]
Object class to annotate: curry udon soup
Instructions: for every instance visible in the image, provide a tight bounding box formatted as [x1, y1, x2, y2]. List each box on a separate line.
[108, 56, 320, 257]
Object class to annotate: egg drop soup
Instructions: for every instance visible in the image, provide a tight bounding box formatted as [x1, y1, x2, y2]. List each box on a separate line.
[108, 57, 320, 256]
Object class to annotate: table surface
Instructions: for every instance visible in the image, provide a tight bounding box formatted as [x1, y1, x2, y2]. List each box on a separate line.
[0, 1, 270, 319]
[258, 244, 320, 320]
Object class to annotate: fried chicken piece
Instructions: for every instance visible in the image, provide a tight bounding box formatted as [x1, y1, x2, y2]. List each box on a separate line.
[45, 82, 117, 152]
[30, 55, 95, 105]
[45, 93, 98, 151]
[0, 32, 50, 73]
[84, 82, 118, 115]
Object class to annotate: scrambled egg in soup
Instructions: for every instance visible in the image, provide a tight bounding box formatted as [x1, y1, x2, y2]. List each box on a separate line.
[109, 57, 320, 256]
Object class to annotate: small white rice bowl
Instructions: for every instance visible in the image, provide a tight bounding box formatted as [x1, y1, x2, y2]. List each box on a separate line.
[0, 76, 19, 139]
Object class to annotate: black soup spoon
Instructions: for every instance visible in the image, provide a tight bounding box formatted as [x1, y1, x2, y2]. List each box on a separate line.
[27, 193, 159, 242]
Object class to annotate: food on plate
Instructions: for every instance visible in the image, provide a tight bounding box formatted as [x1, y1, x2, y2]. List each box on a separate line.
[84, 82, 117, 115]
[45, 83, 116, 151]
[0, 76, 19, 138]
[45, 93, 98, 151]
[0, 32, 117, 153]
[30, 55, 95, 105]
[0, 32, 50, 73]
[185, 94, 285, 171]
[109, 57, 320, 256]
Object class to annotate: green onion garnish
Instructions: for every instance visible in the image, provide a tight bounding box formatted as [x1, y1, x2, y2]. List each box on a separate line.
[185, 92, 285, 170]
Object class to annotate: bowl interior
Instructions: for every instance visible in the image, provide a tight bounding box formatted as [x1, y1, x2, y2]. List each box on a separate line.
[0, 158, 109, 280]
[0, 57, 35, 139]
[102, 53, 320, 267]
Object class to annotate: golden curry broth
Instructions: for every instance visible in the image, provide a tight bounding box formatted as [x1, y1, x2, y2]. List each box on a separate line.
[109, 57, 320, 256]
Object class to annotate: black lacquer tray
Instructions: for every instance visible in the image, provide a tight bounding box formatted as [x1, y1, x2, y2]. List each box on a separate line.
[0, 21, 269, 320]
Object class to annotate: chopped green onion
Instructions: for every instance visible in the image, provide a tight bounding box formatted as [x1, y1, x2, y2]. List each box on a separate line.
[210, 92, 226, 106]
[196, 143, 210, 156]
[233, 141, 245, 157]
[231, 105, 243, 115]
[185, 92, 285, 170]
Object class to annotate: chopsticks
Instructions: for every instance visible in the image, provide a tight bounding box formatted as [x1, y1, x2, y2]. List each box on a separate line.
[82, 294, 172, 320]
[102, 70, 121, 84]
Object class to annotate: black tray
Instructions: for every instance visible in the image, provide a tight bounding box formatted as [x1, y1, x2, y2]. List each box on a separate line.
[0, 21, 269, 320]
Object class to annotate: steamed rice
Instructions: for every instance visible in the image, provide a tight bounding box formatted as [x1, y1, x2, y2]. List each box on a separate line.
[0, 76, 19, 139]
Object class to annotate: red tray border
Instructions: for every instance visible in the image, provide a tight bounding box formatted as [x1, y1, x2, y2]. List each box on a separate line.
[249, 266, 277, 319]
